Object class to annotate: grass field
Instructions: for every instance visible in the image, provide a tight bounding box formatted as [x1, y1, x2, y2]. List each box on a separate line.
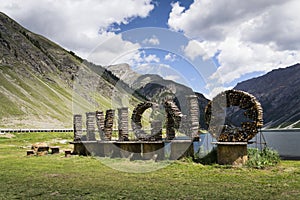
[0, 132, 299, 199]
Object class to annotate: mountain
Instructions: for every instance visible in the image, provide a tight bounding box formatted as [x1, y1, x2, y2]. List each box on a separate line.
[103, 64, 210, 128]
[234, 64, 300, 128]
[0, 12, 143, 128]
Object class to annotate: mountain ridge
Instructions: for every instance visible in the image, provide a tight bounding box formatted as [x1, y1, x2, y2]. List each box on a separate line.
[234, 63, 300, 128]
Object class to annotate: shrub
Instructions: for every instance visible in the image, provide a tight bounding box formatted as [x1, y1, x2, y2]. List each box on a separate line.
[247, 147, 280, 169]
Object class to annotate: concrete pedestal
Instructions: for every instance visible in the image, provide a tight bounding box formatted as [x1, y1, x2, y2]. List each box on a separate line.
[142, 142, 165, 160]
[71, 141, 165, 160]
[215, 142, 248, 166]
[170, 140, 194, 160]
[114, 142, 142, 159]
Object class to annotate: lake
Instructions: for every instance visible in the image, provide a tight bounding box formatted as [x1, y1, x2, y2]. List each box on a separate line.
[260, 129, 300, 159]
[195, 129, 300, 160]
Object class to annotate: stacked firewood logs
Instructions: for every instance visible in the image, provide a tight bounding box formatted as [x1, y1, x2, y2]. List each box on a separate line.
[73, 114, 83, 141]
[186, 95, 200, 138]
[104, 109, 115, 141]
[86, 112, 96, 141]
[96, 111, 105, 140]
[205, 90, 263, 142]
[118, 107, 129, 141]
[164, 100, 183, 140]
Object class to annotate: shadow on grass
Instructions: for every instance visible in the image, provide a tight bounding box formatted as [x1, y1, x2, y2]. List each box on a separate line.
[193, 148, 218, 165]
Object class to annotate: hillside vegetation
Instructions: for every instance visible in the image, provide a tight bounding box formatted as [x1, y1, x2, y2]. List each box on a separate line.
[0, 12, 144, 128]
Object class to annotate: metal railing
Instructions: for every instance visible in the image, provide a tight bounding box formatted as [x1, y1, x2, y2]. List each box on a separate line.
[0, 129, 73, 133]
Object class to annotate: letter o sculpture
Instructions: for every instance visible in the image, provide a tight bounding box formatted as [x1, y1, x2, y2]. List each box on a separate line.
[205, 89, 263, 142]
[131, 101, 183, 140]
[131, 102, 156, 140]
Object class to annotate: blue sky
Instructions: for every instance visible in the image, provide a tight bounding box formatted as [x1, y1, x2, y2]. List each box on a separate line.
[1, 0, 299, 98]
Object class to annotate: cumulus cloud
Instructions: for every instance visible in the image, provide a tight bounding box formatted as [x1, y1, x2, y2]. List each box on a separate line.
[164, 53, 177, 62]
[0, 0, 154, 65]
[168, 0, 287, 41]
[142, 35, 160, 45]
[182, 40, 206, 61]
[168, 0, 300, 90]
[87, 33, 141, 65]
[241, 0, 300, 51]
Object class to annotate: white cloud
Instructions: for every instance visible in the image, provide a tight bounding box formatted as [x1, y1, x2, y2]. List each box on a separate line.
[111, 50, 160, 69]
[168, 0, 287, 41]
[164, 53, 177, 62]
[164, 75, 180, 81]
[0, 0, 154, 65]
[144, 54, 160, 63]
[87, 33, 141, 65]
[142, 35, 160, 45]
[240, 0, 300, 51]
[182, 40, 206, 61]
[168, 0, 300, 88]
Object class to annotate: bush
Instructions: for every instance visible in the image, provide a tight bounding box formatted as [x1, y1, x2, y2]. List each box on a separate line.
[247, 147, 280, 169]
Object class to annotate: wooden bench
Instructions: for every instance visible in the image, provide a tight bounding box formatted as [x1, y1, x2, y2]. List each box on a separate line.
[64, 150, 72, 157]
[50, 146, 60, 154]
[26, 150, 35, 156]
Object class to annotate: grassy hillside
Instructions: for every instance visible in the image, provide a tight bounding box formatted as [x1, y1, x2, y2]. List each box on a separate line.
[0, 12, 145, 129]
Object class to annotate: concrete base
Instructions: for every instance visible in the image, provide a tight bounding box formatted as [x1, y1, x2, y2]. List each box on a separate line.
[169, 140, 194, 160]
[215, 142, 248, 166]
[71, 140, 192, 160]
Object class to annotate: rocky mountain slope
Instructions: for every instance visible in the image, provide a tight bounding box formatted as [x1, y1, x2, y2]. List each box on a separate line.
[234, 64, 300, 128]
[0, 12, 143, 128]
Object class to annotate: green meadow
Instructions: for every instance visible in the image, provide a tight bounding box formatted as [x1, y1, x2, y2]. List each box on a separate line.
[0, 132, 299, 199]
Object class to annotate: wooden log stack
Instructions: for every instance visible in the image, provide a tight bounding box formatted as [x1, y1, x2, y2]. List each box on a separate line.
[73, 114, 83, 141]
[86, 112, 96, 141]
[164, 100, 183, 140]
[118, 107, 129, 141]
[186, 95, 200, 138]
[205, 90, 263, 142]
[104, 109, 115, 141]
[96, 110, 105, 140]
